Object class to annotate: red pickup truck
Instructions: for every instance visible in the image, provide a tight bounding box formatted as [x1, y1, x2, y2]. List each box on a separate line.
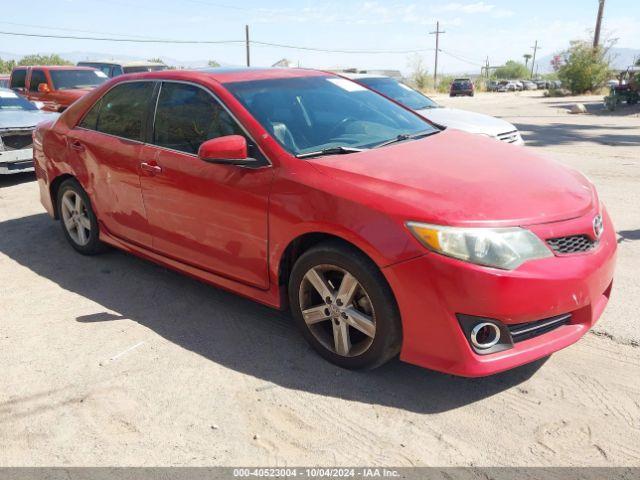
[9, 66, 108, 112]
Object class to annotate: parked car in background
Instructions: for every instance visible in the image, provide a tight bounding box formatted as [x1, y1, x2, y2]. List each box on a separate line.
[344, 74, 523, 145]
[512, 81, 524, 91]
[0, 88, 58, 174]
[0, 75, 9, 89]
[9, 66, 108, 112]
[77, 60, 168, 77]
[496, 80, 517, 92]
[522, 80, 538, 90]
[487, 80, 499, 92]
[33, 68, 614, 377]
[450, 78, 474, 97]
[535, 80, 550, 89]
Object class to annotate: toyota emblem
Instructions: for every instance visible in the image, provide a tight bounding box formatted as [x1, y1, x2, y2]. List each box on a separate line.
[593, 214, 603, 239]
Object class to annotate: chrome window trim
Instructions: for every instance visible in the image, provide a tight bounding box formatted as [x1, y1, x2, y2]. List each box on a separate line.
[74, 78, 272, 167]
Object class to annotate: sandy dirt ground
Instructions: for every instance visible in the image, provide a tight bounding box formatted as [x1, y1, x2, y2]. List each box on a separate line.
[1, 92, 639, 467]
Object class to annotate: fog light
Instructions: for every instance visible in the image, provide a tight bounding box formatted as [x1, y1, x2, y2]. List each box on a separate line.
[470, 322, 501, 349]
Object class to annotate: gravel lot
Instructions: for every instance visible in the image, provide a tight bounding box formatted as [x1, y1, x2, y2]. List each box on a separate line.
[1, 92, 639, 467]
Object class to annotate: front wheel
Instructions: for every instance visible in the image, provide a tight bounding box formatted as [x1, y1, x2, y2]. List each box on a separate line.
[289, 241, 402, 369]
[57, 178, 108, 255]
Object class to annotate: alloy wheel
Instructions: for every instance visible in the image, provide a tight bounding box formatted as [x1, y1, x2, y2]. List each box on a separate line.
[60, 190, 91, 246]
[298, 264, 376, 357]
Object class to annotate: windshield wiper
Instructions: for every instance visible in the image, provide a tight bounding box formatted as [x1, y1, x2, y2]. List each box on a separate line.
[373, 130, 439, 149]
[296, 146, 365, 159]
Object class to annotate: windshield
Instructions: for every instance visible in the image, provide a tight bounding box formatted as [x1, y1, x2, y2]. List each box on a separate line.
[0, 91, 38, 111]
[357, 77, 439, 110]
[224, 75, 436, 156]
[49, 70, 108, 90]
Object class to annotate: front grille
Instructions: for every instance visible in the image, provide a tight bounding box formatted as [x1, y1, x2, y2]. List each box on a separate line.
[547, 235, 595, 254]
[497, 130, 520, 143]
[1, 132, 33, 150]
[508, 313, 571, 343]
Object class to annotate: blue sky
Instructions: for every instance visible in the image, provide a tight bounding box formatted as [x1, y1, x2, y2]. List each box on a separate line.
[1, 0, 638, 73]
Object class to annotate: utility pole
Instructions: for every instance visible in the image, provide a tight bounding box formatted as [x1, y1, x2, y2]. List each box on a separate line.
[429, 21, 445, 87]
[530, 40, 540, 79]
[593, 0, 605, 48]
[245, 24, 251, 67]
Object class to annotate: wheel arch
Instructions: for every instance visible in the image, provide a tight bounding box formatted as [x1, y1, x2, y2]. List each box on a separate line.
[49, 173, 76, 219]
[276, 231, 393, 309]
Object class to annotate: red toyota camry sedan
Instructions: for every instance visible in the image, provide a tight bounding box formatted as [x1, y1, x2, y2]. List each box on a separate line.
[33, 68, 616, 376]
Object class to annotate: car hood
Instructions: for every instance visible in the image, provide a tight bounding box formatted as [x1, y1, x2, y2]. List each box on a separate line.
[417, 107, 517, 137]
[0, 109, 59, 130]
[307, 130, 595, 227]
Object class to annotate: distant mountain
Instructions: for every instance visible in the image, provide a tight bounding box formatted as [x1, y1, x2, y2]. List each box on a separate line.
[536, 47, 640, 73]
[0, 50, 236, 68]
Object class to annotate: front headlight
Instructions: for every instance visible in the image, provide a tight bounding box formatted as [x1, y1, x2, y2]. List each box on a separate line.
[406, 222, 552, 270]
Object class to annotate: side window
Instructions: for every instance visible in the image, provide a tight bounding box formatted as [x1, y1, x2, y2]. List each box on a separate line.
[10, 69, 27, 90]
[79, 98, 102, 130]
[153, 82, 243, 154]
[29, 70, 47, 92]
[112, 66, 124, 77]
[95, 82, 155, 141]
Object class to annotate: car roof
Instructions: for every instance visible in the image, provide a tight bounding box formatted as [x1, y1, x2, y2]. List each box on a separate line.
[79, 60, 166, 67]
[124, 67, 331, 83]
[13, 65, 98, 71]
[338, 72, 388, 80]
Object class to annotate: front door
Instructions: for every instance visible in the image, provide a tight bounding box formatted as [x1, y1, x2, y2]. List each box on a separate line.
[139, 81, 273, 289]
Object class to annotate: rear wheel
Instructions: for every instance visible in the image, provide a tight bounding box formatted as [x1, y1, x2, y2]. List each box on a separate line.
[57, 178, 108, 255]
[289, 241, 402, 369]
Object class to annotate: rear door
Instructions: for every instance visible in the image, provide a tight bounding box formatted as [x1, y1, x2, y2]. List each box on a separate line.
[68, 80, 157, 247]
[9, 68, 28, 95]
[139, 81, 274, 288]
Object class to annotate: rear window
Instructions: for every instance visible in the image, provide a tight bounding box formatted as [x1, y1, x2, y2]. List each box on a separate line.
[123, 65, 167, 74]
[49, 69, 108, 90]
[10, 69, 27, 89]
[87, 81, 155, 141]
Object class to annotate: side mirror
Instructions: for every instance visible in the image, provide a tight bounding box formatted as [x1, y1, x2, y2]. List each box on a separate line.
[198, 135, 257, 166]
[37, 83, 51, 93]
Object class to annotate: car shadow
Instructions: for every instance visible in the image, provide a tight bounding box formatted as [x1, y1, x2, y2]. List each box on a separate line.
[0, 213, 546, 414]
[618, 229, 640, 243]
[513, 122, 640, 148]
[0, 171, 36, 188]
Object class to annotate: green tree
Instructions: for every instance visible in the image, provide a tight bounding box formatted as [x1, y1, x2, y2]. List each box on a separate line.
[494, 60, 529, 79]
[18, 54, 72, 66]
[207, 60, 221, 68]
[0, 57, 17, 74]
[407, 53, 429, 90]
[148, 57, 165, 64]
[556, 40, 612, 94]
[523, 54, 532, 67]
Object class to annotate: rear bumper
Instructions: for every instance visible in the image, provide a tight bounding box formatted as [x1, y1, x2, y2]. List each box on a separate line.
[383, 208, 617, 377]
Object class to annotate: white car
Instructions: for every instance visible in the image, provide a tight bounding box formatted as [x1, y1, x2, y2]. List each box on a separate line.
[344, 74, 524, 145]
[0, 88, 58, 174]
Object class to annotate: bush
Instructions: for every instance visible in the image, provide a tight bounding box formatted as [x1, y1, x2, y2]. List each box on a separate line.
[0, 57, 16, 74]
[18, 54, 72, 67]
[556, 40, 612, 94]
[494, 60, 529, 80]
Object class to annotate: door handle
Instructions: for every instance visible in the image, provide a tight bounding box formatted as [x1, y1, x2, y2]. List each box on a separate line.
[140, 162, 162, 174]
[68, 139, 85, 152]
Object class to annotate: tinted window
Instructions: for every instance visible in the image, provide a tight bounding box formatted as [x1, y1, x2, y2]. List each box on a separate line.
[0, 90, 38, 111]
[10, 69, 27, 89]
[153, 82, 243, 154]
[79, 98, 102, 130]
[357, 77, 439, 110]
[50, 69, 108, 90]
[29, 70, 47, 92]
[95, 82, 155, 141]
[225, 76, 435, 156]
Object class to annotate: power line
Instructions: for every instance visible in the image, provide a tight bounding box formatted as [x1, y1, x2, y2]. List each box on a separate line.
[0, 30, 434, 54]
[439, 49, 484, 67]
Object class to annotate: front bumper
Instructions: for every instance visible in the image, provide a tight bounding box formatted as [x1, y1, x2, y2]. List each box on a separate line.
[383, 208, 617, 377]
[0, 148, 34, 174]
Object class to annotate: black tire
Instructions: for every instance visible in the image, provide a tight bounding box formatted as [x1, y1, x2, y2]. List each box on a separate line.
[56, 178, 108, 255]
[288, 240, 402, 370]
